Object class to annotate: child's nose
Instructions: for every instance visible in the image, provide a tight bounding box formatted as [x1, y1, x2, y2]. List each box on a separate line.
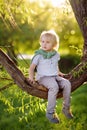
[44, 42, 47, 46]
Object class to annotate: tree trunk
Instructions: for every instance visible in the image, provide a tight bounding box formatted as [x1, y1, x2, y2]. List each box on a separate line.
[69, 0, 87, 61]
[0, 0, 87, 99]
[0, 49, 87, 99]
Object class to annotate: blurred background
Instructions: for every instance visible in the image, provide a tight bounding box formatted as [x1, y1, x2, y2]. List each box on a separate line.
[0, 0, 83, 72]
[0, 1, 87, 130]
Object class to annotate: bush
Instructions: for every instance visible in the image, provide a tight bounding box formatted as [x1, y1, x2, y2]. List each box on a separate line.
[59, 55, 81, 73]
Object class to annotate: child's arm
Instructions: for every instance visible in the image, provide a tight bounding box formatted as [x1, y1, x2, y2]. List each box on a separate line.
[28, 63, 36, 83]
[58, 66, 64, 77]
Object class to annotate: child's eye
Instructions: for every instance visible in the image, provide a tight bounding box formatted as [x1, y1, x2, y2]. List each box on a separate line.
[42, 40, 44, 43]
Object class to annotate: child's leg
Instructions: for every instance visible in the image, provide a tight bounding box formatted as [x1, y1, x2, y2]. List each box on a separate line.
[56, 76, 73, 118]
[38, 76, 60, 123]
[56, 76, 71, 108]
[38, 76, 59, 113]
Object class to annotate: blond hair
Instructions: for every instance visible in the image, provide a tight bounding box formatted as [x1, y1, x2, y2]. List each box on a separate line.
[40, 30, 59, 50]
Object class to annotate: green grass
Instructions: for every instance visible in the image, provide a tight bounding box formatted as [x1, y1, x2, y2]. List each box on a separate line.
[0, 60, 87, 130]
[0, 83, 87, 130]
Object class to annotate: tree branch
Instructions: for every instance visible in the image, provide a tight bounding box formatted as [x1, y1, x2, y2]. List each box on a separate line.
[0, 49, 87, 99]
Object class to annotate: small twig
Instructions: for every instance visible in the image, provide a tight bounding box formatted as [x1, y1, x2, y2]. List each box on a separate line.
[0, 82, 14, 91]
[0, 77, 12, 81]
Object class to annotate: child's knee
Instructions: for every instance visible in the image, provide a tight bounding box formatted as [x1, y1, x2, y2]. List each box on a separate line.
[64, 81, 71, 94]
[61, 80, 71, 91]
[66, 80, 71, 88]
[49, 84, 59, 93]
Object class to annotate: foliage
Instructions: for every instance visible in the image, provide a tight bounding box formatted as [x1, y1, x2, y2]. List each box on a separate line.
[59, 54, 81, 73]
[0, 76, 87, 129]
[72, 62, 87, 78]
[0, 0, 83, 56]
[0, 59, 87, 130]
[0, 1, 86, 129]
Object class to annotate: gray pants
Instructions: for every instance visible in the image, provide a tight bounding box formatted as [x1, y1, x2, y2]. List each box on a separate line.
[38, 76, 71, 113]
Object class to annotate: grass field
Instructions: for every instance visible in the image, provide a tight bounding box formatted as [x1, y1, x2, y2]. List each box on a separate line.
[0, 82, 87, 130]
[0, 60, 87, 130]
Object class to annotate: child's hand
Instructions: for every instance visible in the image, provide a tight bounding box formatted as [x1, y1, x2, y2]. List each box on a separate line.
[58, 72, 64, 77]
[28, 78, 36, 84]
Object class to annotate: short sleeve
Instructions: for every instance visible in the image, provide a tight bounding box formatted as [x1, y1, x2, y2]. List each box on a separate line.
[31, 54, 40, 66]
[56, 52, 60, 61]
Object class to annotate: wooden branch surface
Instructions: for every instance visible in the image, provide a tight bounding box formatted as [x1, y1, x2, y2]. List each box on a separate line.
[0, 49, 87, 99]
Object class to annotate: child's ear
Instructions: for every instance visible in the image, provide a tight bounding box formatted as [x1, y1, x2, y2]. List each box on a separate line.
[53, 44, 59, 51]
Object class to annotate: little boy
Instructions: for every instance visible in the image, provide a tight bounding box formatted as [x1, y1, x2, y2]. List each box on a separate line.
[29, 30, 73, 123]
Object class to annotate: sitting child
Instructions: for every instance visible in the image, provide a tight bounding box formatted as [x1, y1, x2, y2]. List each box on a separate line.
[28, 30, 73, 123]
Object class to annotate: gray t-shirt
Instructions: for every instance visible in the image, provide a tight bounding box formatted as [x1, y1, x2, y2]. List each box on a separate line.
[32, 53, 60, 80]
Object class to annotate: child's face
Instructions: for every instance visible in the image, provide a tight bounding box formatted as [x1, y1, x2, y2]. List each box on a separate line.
[40, 35, 54, 52]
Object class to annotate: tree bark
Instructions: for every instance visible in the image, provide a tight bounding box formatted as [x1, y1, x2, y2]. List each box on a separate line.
[0, 49, 87, 99]
[69, 0, 87, 60]
[0, 0, 87, 99]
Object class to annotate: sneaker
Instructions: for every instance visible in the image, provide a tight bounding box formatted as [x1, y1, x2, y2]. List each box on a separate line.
[62, 108, 73, 119]
[46, 112, 60, 123]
